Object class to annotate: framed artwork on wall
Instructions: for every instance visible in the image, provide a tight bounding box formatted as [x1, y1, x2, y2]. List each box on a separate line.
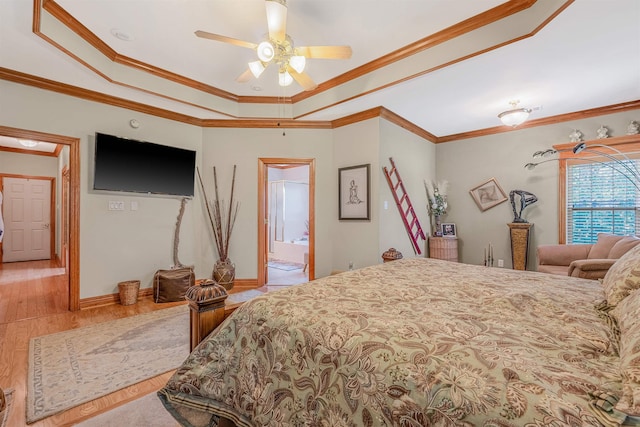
[469, 178, 508, 212]
[441, 223, 456, 237]
[338, 164, 370, 220]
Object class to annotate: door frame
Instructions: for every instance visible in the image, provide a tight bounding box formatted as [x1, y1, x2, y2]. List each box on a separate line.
[1, 174, 56, 262]
[258, 158, 315, 286]
[0, 126, 80, 311]
[61, 166, 70, 271]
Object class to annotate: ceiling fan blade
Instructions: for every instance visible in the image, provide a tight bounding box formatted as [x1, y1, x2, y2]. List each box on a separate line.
[296, 45, 352, 59]
[236, 68, 254, 83]
[195, 30, 257, 50]
[288, 67, 317, 91]
[265, 0, 287, 43]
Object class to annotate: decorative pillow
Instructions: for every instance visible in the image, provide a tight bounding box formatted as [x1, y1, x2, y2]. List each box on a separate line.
[609, 236, 640, 259]
[611, 289, 640, 416]
[589, 233, 625, 259]
[602, 244, 640, 307]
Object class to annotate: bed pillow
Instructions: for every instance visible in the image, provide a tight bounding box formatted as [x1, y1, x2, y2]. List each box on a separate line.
[611, 288, 640, 416]
[602, 244, 640, 307]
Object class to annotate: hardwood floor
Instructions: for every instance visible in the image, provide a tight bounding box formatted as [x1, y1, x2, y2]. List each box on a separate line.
[0, 260, 305, 426]
[0, 260, 189, 426]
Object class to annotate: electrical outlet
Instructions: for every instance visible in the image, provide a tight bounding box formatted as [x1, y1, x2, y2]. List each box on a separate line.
[498, 259, 504, 268]
[108, 201, 125, 211]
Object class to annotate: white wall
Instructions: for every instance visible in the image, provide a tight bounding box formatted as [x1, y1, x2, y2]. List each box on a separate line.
[436, 111, 640, 269]
[269, 165, 309, 243]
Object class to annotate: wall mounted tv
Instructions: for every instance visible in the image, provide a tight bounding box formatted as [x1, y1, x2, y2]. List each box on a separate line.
[93, 132, 196, 197]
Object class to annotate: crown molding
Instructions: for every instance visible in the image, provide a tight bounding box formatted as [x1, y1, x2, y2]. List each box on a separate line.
[437, 99, 640, 143]
[1, 67, 638, 144]
[34, 0, 574, 123]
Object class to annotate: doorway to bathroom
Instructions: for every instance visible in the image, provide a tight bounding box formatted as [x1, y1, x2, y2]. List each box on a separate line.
[257, 158, 314, 287]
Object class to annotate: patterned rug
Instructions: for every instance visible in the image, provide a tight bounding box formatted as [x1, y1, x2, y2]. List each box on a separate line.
[27, 305, 190, 423]
[268, 259, 304, 271]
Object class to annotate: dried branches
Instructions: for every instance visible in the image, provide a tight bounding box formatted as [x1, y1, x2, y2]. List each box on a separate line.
[196, 165, 240, 262]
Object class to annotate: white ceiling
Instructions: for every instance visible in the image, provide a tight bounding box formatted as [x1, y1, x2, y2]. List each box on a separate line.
[1, 0, 639, 138]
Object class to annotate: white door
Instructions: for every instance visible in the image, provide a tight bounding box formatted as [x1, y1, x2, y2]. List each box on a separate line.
[2, 177, 52, 262]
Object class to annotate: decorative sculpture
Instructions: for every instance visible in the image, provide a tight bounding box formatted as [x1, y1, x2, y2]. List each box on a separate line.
[628, 121, 639, 135]
[509, 190, 538, 223]
[173, 197, 191, 269]
[569, 129, 583, 142]
[596, 125, 609, 139]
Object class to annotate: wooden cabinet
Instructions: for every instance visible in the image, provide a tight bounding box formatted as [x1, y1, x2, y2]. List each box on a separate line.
[429, 237, 458, 262]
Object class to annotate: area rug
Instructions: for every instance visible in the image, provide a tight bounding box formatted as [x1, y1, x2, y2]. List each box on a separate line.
[28, 305, 190, 423]
[268, 259, 303, 271]
[1, 388, 13, 427]
[74, 392, 179, 427]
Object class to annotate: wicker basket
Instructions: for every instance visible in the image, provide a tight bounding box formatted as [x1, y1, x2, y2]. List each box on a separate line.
[118, 280, 140, 306]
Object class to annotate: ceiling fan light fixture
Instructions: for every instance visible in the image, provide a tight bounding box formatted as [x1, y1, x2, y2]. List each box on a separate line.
[19, 139, 39, 148]
[498, 100, 531, 127]
[278, 70, 293, 86]
[248, 61, 266, 78]
[289, 55, 305, 73]
[257, 41, 275, 62]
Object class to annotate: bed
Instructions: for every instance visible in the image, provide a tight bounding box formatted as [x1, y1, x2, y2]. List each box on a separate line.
[159, 255, 640, 426]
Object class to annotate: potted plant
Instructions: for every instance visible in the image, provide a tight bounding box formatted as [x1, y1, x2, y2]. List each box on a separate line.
[197, 165, 239, 290]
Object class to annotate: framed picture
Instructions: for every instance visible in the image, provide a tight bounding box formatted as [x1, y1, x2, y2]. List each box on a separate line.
[339, 164, 370, 220]
[469, 178, 508, 212]
[441, 223, 456, 237]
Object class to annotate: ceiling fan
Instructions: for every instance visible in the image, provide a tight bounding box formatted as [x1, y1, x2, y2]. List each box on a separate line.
[195, 0, 352, 91]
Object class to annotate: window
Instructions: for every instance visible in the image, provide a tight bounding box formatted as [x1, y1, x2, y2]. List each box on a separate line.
[566, 159, 640, 243]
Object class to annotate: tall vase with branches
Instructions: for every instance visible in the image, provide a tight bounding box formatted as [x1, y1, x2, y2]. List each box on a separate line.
[197, 165, 240, 290]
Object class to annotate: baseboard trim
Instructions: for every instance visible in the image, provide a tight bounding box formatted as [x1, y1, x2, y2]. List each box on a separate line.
[79, 279, 260, 310]
[79, 287, 154, 310]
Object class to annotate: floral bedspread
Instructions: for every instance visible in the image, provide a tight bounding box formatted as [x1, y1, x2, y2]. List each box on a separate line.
[159, 258, 624, 426]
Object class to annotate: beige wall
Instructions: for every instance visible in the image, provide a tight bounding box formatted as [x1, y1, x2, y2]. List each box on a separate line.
[1, 80, 204, 298]
[332, 119, 381, 270]
[200, 127, 335, 279]
[2, 78, 638, 298]
[0, 150, 58, 176]
[379, 119, 435, 259]
[435, 112, 639, 269]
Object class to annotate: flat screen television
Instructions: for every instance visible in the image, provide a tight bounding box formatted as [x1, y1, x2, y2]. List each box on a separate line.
[93, 132, 196, 197]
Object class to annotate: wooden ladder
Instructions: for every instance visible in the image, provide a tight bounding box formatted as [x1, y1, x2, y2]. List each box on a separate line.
[383, 158, 426, 255]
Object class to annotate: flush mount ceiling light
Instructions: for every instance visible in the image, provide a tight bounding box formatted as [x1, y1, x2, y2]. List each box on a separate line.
[19, 139, 39, 148]
[498, 100, 532, 127]
[194, 0, 352, 91]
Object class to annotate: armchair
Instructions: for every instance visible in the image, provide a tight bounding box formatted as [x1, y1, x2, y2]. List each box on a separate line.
[537, 233, 640, 280]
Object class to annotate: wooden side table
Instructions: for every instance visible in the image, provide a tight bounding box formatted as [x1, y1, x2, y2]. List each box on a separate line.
[429, 237, 458, 262]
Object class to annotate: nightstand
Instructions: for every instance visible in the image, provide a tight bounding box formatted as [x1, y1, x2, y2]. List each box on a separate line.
[429, 237, 458, 262]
